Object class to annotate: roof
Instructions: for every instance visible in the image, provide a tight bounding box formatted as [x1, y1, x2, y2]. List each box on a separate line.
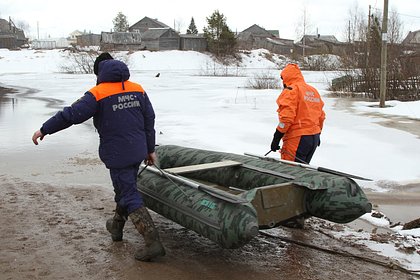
[240, 24, 275, 38]
[0, 18, 9, 31]
[142, 28, 169, 40]
[300, 35, 340, 44]
[267, 30, 279, 37]
[402, 30, 420, 45]
[180, 33, 205, 39]
[0, 18, 26, 40]
[130, 16, 170, 30]
[266, 37, 294, 46]
[141, 28, 179, 40]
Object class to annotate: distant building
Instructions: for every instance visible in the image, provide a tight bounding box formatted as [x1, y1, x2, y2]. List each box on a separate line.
[31, 40, 56, 49]
[402, 30, 420, 50]
[31, 37, 70, 49]
[180, 34, 207, 51]
[129, 17, 170, 34]
[237, 24, 294, 55]
[0, 17, 28, 49]
[100, 32, 143, 51]
[68, 30, 85, 45]
[140, 28, 180, 51]
[296, 34, 344, 55]
[98, 16, 206, 52]
[77, 33, 101, 47]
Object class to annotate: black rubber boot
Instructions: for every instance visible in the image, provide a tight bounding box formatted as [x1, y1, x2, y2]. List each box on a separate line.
[129, 207, 165, 261]
[106, 206, 127, 241]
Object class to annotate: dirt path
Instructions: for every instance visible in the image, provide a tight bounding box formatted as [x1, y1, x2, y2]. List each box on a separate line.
[1, 175, 417, 280]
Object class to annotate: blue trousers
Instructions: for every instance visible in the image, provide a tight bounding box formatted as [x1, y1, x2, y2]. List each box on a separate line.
[109, 163, 143, 215]
[295, 134, 320, 164]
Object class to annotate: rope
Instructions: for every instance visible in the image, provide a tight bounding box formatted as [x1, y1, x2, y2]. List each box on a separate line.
[259, 230, 420, 275]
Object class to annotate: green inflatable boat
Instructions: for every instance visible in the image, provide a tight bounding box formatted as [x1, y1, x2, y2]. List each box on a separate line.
[137, 145, 372, 249]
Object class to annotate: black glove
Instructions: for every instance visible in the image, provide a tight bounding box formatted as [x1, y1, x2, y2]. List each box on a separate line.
[270, 130, 284, 152]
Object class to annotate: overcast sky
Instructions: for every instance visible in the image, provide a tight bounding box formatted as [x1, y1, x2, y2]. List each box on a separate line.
[1, 0, 419, 41]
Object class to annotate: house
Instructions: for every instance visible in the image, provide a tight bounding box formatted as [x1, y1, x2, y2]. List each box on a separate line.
[68, 30, 85, 45]
[140, 28, 180, 51]
[31, 38, 70, 49]
[99, 16, 180, 51]
[77, 33, 101, 47]
[100, 16, 204, 52]
[296, 34, 344, 55]
[402, 30, 420, 50]
[237, 24, 276, 49]
[180, 34, 207, 51]
[129, 17, 170, 34]
[0, 17, 27, 49]
[237, 24, 294, 55]
[100, 32, 143, 51]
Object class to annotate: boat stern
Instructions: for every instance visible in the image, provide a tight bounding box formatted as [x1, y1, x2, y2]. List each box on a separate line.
[304, 177, 372, 223]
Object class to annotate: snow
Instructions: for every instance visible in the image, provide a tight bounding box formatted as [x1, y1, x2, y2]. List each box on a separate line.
[0, 48, 419, 273]
[355, 100, 420, 120]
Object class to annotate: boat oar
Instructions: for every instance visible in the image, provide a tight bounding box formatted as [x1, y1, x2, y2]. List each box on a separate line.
[245, 151, 372, 181]
[137, 164, 149, 176]
[146, 165, 248, 204]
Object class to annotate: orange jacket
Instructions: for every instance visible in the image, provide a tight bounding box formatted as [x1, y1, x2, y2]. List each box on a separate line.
[276, 64, 325, 140]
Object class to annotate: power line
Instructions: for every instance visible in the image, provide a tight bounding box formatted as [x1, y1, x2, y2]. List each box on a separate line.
[371, 7, 420, 20]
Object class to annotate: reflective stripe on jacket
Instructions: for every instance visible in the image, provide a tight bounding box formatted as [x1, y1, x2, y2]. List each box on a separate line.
[41, 59, 155, 169]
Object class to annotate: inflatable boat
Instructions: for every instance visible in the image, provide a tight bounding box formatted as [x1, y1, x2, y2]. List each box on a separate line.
[137, 145, 372, 249]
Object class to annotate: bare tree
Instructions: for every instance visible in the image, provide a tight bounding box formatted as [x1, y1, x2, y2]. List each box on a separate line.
[343, 2, 367, 43]
[388, 8, 403, 44]
[333, 7, 415, 101]
[16, 20, 30, 35]
[60, 48, 99, 74]
[295, 6, 314, 39]
[174, 18, 185, 33]
[295, 6, 314, 57]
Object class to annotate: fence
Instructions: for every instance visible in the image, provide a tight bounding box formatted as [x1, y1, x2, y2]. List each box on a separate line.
[331, 75, 420, 101]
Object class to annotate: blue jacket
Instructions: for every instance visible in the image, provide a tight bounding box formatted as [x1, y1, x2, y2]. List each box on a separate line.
[41, 59, 156, 169]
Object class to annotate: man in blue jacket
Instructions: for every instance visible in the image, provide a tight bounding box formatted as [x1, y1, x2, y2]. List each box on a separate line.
[32, 52, 165, 261]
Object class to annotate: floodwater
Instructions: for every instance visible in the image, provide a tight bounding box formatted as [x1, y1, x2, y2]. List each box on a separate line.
[1, 81, 419, 225]
[1, 82, 419, 279]
[0, 80, 110, 186]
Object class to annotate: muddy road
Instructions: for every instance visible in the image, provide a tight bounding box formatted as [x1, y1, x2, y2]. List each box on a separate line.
[1, 176, 418, 280]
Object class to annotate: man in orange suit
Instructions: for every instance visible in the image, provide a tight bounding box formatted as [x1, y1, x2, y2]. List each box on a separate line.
[270, 64, 325, 164]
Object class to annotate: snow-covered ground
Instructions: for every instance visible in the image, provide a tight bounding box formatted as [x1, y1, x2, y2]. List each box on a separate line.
[0, 48, 419, 273]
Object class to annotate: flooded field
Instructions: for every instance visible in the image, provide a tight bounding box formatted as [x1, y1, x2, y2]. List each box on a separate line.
[1, 68, 419, 279]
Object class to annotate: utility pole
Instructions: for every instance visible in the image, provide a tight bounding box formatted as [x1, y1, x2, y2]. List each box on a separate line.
[379, 0, 389, 108]
[365, 5, 371, 69]
[348, 20, 351, 43]
[302, 8, 306, 58]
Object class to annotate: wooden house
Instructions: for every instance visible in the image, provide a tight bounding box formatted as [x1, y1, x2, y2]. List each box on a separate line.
[0, 17, 27, 49]
[100, 32, 143, 51]
[402, 30, 420, 50]
[140, 28, 180, 51]
[237, 24, 294, 55]
[296, 34, 344, 55]
[180, 34, 207, 51]
[77, 33, 101, 47]
[129, 17, 170, 34]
